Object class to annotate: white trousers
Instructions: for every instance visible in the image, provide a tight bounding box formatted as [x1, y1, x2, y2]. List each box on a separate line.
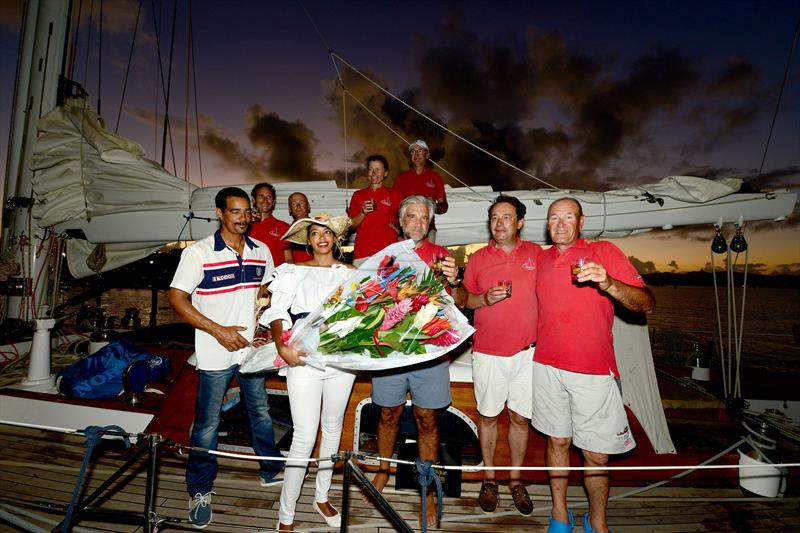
[279, 364, 356, 524]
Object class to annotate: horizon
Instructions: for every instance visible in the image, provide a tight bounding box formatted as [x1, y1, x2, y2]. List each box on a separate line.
[1, 0, 798, 273]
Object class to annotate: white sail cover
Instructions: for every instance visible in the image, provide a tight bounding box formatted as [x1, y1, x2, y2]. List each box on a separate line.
[30, 97, 195, 227]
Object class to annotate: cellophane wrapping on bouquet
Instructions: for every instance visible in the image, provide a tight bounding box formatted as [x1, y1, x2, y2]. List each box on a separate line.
[240, 240, 474, 373]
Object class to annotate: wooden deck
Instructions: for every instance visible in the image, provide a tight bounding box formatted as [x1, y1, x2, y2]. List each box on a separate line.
[1, 425, 798, 533]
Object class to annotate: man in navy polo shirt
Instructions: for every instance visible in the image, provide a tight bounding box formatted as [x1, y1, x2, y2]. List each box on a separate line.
[169, 187, 283, 528]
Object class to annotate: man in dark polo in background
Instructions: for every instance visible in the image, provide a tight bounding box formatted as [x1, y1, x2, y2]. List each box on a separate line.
[534, 197, 655, 533]
[443, 194, 541, 517]
[365, 195, 451, 528]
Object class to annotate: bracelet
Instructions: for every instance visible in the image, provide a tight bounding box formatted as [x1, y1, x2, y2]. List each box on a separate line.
[483, 292, 490, 306]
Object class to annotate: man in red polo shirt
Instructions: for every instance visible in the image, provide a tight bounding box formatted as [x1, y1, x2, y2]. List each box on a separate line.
[347, 155, 403, 266]
[444, 195, 540, 517]
[534, 197, 655, 533]
[249, 182, 289, 266]
[392, 139, 447, 242]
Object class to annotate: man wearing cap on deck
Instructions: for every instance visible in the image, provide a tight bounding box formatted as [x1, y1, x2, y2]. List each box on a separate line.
[347, 154, 403, 267]
[168, 187, 283, 529]
[284, 192, 313, 264]
[392, 140, 448, 242]
[534, 197, 655, 533]
[364, 195, 451, 528]
[249, 182, 290, 267]
[443, 194, 541, 517]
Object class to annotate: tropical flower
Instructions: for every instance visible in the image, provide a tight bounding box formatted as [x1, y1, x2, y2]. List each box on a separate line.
[316, 254, 460, 358]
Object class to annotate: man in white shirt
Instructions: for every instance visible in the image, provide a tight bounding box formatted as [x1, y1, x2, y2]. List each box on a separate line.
[169, 187, 283, 529]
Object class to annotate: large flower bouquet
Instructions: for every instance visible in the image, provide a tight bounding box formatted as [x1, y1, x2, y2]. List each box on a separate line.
[240, 240, 474, 373]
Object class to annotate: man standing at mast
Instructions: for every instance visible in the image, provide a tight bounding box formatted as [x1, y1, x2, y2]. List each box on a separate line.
[393, 140, 448, 242]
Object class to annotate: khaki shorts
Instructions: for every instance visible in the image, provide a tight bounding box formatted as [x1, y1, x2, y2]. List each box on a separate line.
[472, 347, 533, 418]
[531, 361, 635, 454]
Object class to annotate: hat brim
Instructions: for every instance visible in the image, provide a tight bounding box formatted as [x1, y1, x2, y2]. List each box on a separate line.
[281, 215, 351, 245]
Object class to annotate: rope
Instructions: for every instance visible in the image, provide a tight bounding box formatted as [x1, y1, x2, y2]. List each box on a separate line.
[415, 458, 443, 532]
[734, 247, 749, 398]
[333, 52, 563, 191]
[61, 425, 131, 533]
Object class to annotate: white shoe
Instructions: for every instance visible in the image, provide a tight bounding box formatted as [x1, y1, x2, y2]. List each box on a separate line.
[312, 500, 342, 528]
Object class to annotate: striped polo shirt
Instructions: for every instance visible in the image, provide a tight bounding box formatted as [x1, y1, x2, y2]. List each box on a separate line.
[170, 231, 273, 370]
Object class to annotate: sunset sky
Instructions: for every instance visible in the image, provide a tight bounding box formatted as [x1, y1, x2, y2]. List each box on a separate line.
[1, 0, 798, 273]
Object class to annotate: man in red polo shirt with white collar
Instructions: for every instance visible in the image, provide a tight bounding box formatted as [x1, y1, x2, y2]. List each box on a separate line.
[444, 194, 540, 517]
[534, 197, 655, 533]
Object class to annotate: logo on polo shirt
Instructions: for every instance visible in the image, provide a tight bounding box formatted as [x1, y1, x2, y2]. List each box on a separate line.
[270, 228, 282, 237]
[522, 258, 536, 271]
[256, 267, 264, 277]
[212, 273, 236, 282]
[425, 179, 435, 188]
[381, 197, 393, 206]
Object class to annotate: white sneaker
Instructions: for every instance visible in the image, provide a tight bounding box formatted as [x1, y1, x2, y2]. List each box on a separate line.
[259, 475, 285, 487]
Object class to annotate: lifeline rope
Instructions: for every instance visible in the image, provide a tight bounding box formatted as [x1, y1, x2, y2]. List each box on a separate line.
[415, 458, 443, 533]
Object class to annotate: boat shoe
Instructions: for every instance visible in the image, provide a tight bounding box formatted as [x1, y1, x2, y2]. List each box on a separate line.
[478, 480, 499, 513]
[547, 509, 574, 533]
[188, 491, 215, 529]
[510, 483, 534, 516]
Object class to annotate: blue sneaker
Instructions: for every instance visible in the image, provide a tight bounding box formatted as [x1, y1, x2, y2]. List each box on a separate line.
[188, 491, 214, 529]
[548, 509, 574, 533]
[259, 475, 285, 487]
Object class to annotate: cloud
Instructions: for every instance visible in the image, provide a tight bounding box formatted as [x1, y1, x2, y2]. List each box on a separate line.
[628, 255, 657, 274]
[706, 57, 761, 95]
[0, 0, 22, 32]
[668, 260, 679, 271]
[773, 262, 800, 275]
[244, 105, 322, 181]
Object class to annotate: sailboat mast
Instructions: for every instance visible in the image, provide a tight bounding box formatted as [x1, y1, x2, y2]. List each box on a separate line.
[2, 0, 73, 321]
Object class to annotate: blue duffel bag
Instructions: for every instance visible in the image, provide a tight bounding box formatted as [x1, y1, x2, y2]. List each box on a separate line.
[57, 338, 171, 400]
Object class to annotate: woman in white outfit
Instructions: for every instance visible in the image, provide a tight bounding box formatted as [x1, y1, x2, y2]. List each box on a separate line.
[259, 214, 355, 532]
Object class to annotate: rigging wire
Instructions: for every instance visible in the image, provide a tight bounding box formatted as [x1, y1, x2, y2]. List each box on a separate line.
[97, 0, 103, 116]
[755, 15, 800, 179]
[183, 0, 191, 183]
[332, 52, 564, 192]
[80, 0, 93, 97]
[149, 0, 177, 174]
[189, 0, 204, 186]
[114, 0, 142, 133]
[159, 0, 179, 174]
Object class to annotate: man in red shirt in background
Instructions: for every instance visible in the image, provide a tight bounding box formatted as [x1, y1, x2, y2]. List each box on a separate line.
[393, 139, 448, 242]
[249, 182, 289, 267]
[283, 192, 313, 264]
[534, 197, 655, 533]
[444, 194, 540, 517]
[347, 155, 403, 266]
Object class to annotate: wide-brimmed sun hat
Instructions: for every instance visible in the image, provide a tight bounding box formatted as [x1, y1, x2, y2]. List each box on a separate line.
[281, 213, 351, 245]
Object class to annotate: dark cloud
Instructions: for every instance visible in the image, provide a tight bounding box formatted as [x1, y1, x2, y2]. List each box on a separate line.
[0, 0, 23, 32]
[201, 128, 267, 178]
[774, 263, 800, 275]
[245, 105, 321, 180]
[628, 255, 657, 274]
[706, 57, 761, 95]
[668, 260, 679, 271]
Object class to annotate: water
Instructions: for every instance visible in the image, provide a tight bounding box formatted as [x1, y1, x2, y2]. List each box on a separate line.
[647, 286, 799, 374]
[67, 285, 799, 376]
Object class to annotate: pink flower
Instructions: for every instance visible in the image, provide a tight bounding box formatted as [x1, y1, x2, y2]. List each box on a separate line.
[410, 294, 429, 312]
[425, 329, 460, 346]
[380, 299, 412, 330]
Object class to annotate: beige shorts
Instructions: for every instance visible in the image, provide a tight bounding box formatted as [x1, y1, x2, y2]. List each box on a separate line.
[472, 347, 533, 418]
[531, 361, 635, 455]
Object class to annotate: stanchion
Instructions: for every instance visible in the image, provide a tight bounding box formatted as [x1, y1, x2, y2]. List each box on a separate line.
[341, 452, 414, 533]
[55, 430, 162, 533]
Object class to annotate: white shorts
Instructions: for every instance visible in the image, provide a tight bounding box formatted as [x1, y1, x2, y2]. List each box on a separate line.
[472, 347, 533, 418]
[530, 361, 636, 455]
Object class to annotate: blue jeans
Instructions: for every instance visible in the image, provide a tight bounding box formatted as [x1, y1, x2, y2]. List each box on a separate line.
[186, 365, 282, 495]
